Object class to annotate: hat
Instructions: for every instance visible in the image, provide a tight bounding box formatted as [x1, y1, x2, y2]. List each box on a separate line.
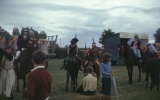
[92, 38, 96, 46]
[39, 31, 47, 39]
[29, 29, 39, 39]
[134, 34, 139, 38]
[13, 27, 20, 36]
[29, 29, 35, 38]
[71, 34, 79, 42]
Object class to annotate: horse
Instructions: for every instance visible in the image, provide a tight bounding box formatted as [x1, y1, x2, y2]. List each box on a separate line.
[145, 58, 160, 91]
[65, 56, 81, 92]
[141, 49, 160, 91]
[117, 43, 144, 84]
[15, 32, 39, 92]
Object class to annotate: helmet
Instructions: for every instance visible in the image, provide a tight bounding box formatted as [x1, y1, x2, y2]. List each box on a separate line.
[134, 35, 139, 38]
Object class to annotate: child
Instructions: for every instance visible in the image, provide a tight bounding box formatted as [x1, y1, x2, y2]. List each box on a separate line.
[22, 50, 52, 100]
[75, 66, 97, 95]
[100, 53, 114, 95]
[67, 37, 82, 71]
[0, 46, 15, 100]
[82, 66, 97, 95]
[67, 37, 79, 61]
[85, 42, 100, 69]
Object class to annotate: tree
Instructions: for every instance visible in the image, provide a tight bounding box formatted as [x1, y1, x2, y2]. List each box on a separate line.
[153, 28, 160, 43]
[99, 28, 115, 47]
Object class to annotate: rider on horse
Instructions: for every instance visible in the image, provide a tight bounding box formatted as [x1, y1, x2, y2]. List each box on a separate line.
[68, 36, 79, 61]
[63, 35, 82, 71]
[14, 27, 29, 68]
[145, 43, 158, 61]
[84, 38, 100, 68]
[12, 27, 20, 36]
[130, 35, 141, 58]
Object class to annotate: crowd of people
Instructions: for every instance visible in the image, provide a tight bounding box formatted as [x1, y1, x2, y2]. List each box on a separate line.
[0, 27, 159, 100]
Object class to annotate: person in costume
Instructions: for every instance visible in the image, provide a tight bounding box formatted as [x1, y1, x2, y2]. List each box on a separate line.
[129, 35, 141, 58]
[145, 43, 158, 59]
[0, 46, 15, 100]
[14, 27, 29, 67]
[84, 38, 100, 67]
[12, 27, 20, 36]
[67, 35, 82, 71]
[67, 36, 79, 61]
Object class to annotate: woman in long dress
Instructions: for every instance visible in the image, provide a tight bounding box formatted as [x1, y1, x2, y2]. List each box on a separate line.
[0, 46, 15, 100]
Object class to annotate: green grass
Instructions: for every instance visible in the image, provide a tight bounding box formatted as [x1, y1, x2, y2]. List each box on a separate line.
[0, 59, 160, 100]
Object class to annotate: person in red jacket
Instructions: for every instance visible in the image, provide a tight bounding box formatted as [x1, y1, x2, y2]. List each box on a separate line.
[22, 50, 52, 100]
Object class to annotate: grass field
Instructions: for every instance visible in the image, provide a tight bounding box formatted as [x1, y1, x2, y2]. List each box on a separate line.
[0, 59, 160, 100]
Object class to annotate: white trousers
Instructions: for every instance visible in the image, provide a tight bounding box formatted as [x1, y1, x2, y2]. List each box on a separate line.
[15, 51, 21, 59]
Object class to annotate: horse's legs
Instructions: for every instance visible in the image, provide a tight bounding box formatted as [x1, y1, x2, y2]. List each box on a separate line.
[157, 81, 159, 92]
[138, 64, 141, 81]
[75, 77, 77, 87]
[126, 65, 133, 84]
[130, 66, 133, 84]
[126, 66, 130, 84]
[66, 74, 69, 91]
[71, 76, 75, 92]
[75, 72, 78, 87]
[149, 77, 153, 91]
[23, 77, 26, 89]
[145, 72, 149, 89]
[97, 75, 99, 86]
[157, 75, 160, 91]
[16, 76, 19, 92]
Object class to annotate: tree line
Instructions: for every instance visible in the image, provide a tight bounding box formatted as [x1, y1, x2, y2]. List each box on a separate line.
[53, 28, 160, 58]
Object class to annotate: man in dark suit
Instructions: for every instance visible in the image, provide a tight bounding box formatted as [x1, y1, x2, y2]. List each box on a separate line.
[14, 28, 29, 67]
[130, 35, 141, 58]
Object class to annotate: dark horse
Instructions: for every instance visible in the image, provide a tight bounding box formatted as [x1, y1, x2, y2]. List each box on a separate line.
[141, 48, 160, 91]
[117, 43, 144, 84]
[15, 32, 39, 92]
[145, 58, 160, 91]
[65, 56, 81, 92]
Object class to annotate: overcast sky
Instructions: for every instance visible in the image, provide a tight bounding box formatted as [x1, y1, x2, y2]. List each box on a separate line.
[0, 0, 160, 47]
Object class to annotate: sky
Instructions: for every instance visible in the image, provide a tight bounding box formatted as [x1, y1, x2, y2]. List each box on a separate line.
[0, 0, 160, 47]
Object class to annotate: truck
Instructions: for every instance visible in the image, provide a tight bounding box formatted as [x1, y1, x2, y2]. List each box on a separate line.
[104, 32, 148, 65]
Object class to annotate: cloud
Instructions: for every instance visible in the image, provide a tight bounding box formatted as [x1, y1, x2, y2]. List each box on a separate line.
[0, 0, 160, 47]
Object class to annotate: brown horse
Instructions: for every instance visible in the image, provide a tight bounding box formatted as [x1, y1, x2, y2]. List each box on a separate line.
[117, 43, 143, 84]
[15, 34, 39, 92]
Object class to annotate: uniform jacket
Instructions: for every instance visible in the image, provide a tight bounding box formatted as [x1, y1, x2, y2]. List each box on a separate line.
[22, 66, 52, 100]
[17, 33, 29, 51]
